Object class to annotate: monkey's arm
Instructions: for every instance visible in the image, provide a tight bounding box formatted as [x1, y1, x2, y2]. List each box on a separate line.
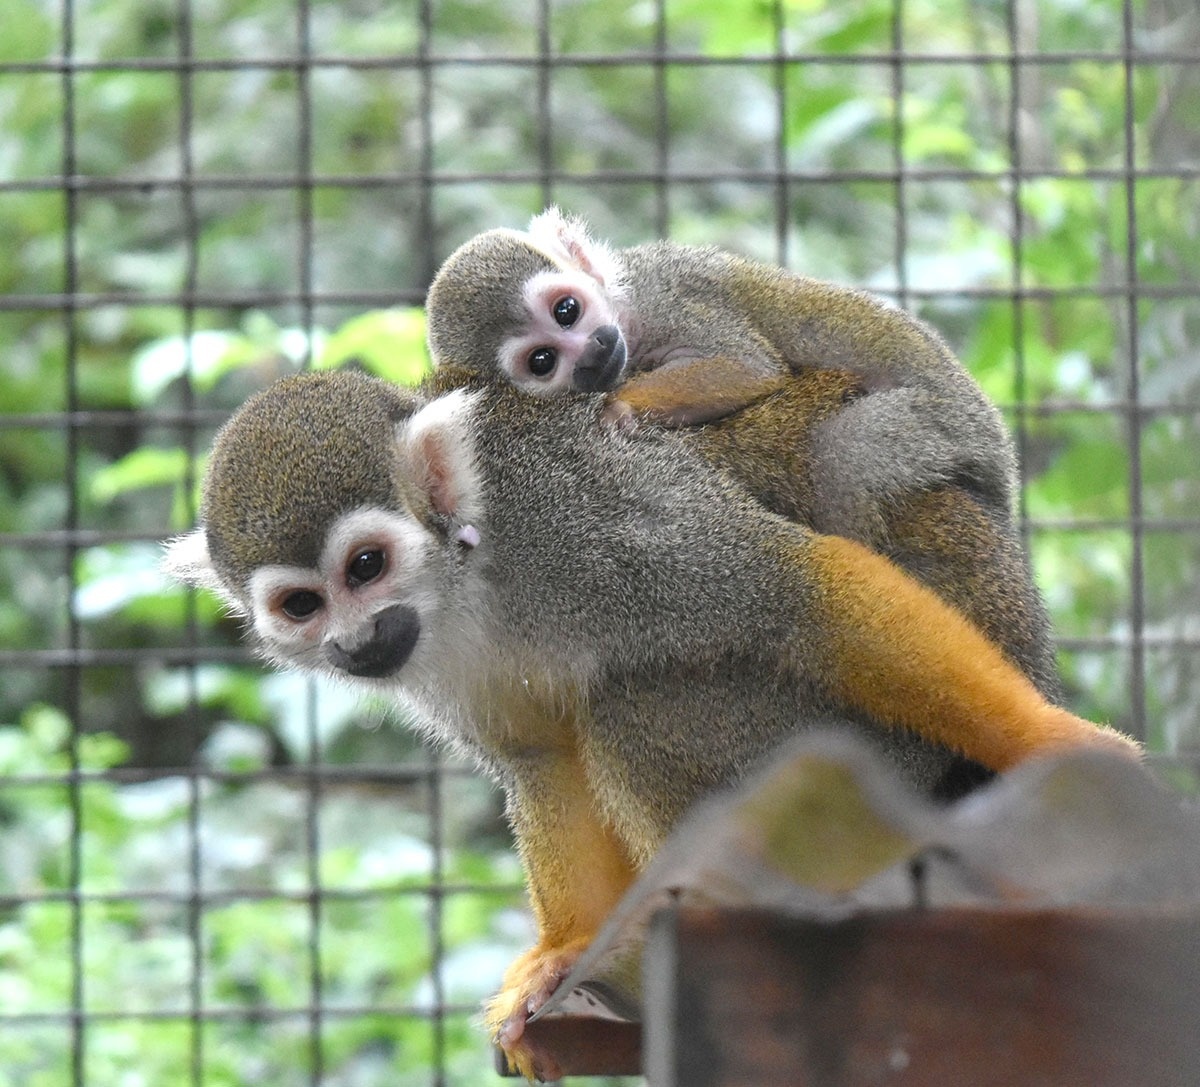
[608, 356, 789, 426]
[485, 740, 636, 1081]
[692, 377, 1065, 701]
[797, 532, 1141, 769]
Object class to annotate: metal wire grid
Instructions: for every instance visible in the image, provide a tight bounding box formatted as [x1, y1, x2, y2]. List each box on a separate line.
[8, 4, 473, 1083]
[0, 1, 1197, 1084]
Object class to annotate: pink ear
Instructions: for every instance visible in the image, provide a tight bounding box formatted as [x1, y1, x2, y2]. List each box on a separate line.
[555, 216, 598, 273]
[413, 426, 461, 519]
[400, 389, 482, 527]
[528, 206, 626, 294]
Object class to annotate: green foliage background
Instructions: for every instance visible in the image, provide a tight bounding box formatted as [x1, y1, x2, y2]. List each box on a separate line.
[1, 0, 1198, 1083]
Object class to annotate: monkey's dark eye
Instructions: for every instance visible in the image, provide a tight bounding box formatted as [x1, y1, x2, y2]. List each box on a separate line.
[552, 296, 581, 328]
[346, 548, 386, 586]
[281, 590, 323, 620]
[527, 347, 557, 377]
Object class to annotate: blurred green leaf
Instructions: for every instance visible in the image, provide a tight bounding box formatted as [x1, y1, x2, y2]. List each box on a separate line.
[316, 307, 431, 385]
[89, 448, 191, 503]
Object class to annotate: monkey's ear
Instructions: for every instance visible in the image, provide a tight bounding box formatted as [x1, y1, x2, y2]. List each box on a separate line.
[528, 206, 626, 295]
[397, 389, 483, 525]
[161, 529, 224, 592]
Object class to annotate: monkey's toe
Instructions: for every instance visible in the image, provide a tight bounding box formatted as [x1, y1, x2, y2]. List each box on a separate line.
[486, 937, 591, 1080]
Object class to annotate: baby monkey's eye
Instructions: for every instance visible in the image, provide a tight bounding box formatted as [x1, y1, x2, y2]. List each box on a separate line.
[527, 347, 557, 377]
[551, 296, 580, 327]
[281, 590, 323, 620]
[346, 548, 386, 586]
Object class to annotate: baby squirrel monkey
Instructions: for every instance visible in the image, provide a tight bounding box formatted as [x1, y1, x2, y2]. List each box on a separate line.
[165, 370, 1138, 1079]
[426, 209, 1063, 699]
[425, 207, 1015, 514]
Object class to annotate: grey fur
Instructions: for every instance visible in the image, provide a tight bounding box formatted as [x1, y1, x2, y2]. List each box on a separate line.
[427, 225, 1061, 703]
[189, 371, 974, 861]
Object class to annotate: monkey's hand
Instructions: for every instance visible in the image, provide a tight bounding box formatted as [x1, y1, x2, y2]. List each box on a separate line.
[808, 533, 1146, 772]
[485, 936, 592, 1081]
[600, 395, 639, 433]
[1034, 710, 1144, 764]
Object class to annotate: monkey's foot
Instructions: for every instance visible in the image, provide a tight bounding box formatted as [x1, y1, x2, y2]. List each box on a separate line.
[485, 936, 592, 1081]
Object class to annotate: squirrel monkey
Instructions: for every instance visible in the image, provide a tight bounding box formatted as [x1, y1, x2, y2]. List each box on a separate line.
[425, 209, 1064, 700]
[164, 369, 1139, 1079]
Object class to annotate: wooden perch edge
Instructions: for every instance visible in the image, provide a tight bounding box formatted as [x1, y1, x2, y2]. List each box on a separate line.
[499, 902, 1200, 1084]
[495, 1017, 643, 1078]
[494, 736, 1200, 1081]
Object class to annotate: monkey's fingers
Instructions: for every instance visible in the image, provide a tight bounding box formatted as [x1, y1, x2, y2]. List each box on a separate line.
[600, 396, 639, 432]
[485, 936, 591, 1081]
[1035, 713, 1144, 763]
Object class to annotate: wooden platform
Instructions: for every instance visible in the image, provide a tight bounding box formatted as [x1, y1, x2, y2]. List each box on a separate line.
[509, 903, 1200, 1084]
[500, 742, 1200, 1082]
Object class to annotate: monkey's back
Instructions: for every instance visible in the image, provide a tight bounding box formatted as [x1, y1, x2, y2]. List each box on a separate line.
[461, 382, 977, 859]
[617, 243, 1062, 704]
[621, 241, 981, 394]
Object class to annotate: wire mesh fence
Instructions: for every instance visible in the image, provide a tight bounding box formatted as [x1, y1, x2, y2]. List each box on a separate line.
[1, 0, 1198, 1084]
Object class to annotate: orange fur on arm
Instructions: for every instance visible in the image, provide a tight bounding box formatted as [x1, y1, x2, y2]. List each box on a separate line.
[802, 533, 1141, 770]
[613, 358, 788, 426]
